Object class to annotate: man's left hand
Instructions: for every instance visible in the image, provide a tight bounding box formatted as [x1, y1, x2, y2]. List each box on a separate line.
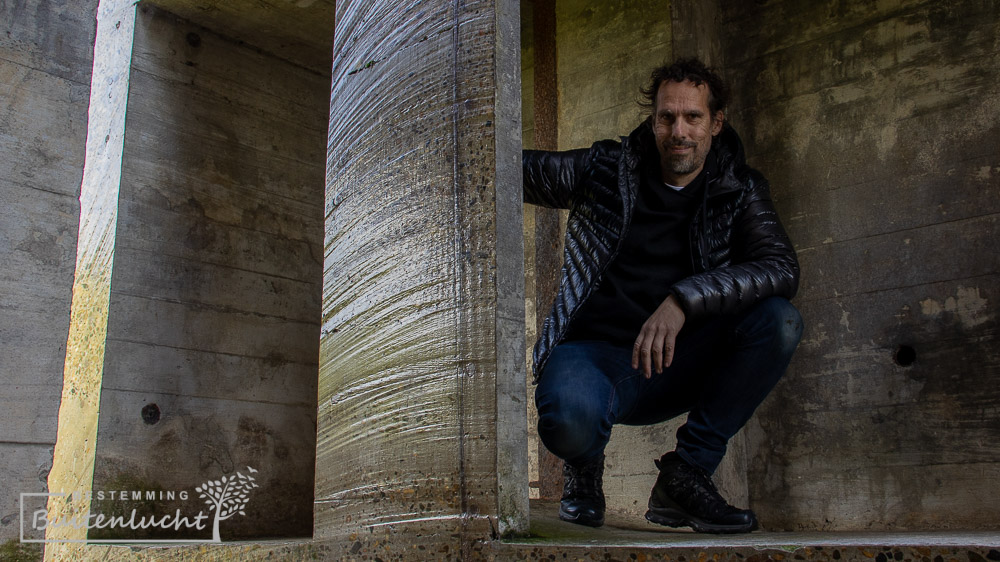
[632, 295, 686, 378]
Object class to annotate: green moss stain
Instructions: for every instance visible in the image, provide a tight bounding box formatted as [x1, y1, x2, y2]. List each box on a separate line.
[0, 540, 42, 562]
[86, 473, 176, 541]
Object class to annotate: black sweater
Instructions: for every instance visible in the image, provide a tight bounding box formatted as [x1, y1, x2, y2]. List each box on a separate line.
[565, 152, 707, 345]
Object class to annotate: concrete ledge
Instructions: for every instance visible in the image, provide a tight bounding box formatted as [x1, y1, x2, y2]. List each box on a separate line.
[60, 532, 1000, 562]
[494, 501, 1000, 561]
[49, 539, 324, 561]
[495, 542, 1000, 562]
[56, 505, 1000, 562]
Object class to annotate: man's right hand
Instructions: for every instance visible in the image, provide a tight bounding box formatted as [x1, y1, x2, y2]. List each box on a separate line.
[632, 294, 686, 378]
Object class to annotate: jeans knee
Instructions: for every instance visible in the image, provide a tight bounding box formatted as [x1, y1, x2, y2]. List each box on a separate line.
[763, 297, 803, 353]
[741, 297, 803, 354]
[536, 408, 602, 462]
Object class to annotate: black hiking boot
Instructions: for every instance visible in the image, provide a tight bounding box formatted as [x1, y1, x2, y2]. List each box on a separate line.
[559, 453, 605, 527]
[645, 451, 758, 534]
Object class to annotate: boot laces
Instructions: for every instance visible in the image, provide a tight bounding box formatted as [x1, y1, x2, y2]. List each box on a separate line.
[658, 457, 737, 519]
[563, 456, 604, 500]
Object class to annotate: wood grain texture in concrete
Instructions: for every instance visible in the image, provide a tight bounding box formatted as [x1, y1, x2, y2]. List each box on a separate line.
[317, 0, 526, 548]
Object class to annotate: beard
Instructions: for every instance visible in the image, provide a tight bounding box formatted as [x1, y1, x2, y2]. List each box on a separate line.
[661, 139, 705, 178]
[667, 153, 700, 176]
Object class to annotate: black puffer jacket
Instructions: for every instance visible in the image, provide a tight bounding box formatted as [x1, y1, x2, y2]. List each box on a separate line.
[523, 121, 799, 381]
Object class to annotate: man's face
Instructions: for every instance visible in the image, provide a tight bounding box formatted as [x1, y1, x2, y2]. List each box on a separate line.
[652, 80, 724, 187]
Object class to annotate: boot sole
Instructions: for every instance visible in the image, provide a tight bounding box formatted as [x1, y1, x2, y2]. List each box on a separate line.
[558, 507, 605, 528]
[645, 507, 755, 534]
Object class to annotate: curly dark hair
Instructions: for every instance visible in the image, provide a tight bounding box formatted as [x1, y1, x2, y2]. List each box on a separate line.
[639, 58, 730, 116]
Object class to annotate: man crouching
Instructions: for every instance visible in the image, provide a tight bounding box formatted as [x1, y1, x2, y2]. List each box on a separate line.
[522, 58, 802, 533]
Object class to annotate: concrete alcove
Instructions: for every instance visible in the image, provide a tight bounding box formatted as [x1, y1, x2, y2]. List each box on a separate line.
[518, 0, 751, 521]
[37, 0, 335, 545]
[519, 0, 1000, 539]
[89, 1, 331, 540]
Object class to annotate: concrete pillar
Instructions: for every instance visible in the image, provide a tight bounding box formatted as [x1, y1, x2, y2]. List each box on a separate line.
[524, 0, 566, 503]
[316, 0, 526, 555]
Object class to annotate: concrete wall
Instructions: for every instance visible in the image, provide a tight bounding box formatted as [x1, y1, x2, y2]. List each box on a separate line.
[0, 0, 98, 540]
[315, 0, 525, 555]
[86, 3, 327, 539]
[714, 0, 1000, 531]
[555, 0, 670, 149]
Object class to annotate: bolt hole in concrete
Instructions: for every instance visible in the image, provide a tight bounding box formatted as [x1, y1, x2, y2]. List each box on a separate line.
[141, 403, 161, 425]
[894, 345, 916, 367]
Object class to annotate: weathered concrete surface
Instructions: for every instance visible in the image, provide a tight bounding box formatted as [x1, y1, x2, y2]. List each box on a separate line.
[148, 0, 336, 73]
[316, 0, 525, 552]
[669, 0, 721, 66]
[10, 1, 999, 560]
[0, 0, 99, 541]
[86, 3, 327, 541]
[555, 0, 671, 147]
[520, 0, 541, 502]
[499, 501, 1000, 560]
[498, 536, 1000, 562]
[60, 526, 1000, 562]
[495, 0, 530, 537]
[715, 0, 1000, 531]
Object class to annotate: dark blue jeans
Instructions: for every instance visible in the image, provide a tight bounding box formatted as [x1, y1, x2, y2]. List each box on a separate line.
[535, 296, 803, 474]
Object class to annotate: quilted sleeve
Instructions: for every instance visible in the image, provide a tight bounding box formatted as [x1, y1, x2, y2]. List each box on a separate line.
[671, 171, 800, 318]
[522, 147, 591, 209]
